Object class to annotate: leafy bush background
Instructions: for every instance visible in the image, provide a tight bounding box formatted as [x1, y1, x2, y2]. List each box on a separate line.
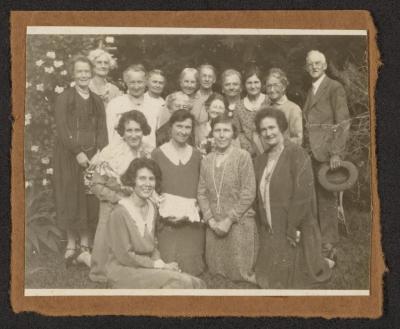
[25, 34, 370, 253]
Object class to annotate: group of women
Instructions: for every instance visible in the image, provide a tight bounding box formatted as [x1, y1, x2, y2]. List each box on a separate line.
[53, 48, 334, 290]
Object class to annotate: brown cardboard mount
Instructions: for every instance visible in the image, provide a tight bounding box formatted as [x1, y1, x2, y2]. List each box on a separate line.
[10, 10, 383, 318]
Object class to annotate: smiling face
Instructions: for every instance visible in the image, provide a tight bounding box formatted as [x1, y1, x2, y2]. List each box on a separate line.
[222, 74, 241, 98]
[266, 76, 286, 102]
[73, 61, 92, 88]
[212, 122, 234, 152]
[170, 118, 193, 145]
[245, 74, 262, 97]
[208, 99, 226, 120]
[122, 120, 143, 150]
[180, 72, 198, 96]
[259, 116, 284, 148]
[93, 54, 110, 78]
[148, 73, 166, 96]
[124, 70, 147, 98]
[199, 67, 216, 91]
[171, 95, 190, 112]
[306, 52, 327, 81]
[133, 167, 156, 200]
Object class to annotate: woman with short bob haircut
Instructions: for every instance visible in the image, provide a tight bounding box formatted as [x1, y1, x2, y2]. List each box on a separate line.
[152, 109, 205, 276]
[233, 65, 269, 158]
[88, 110, 153, 282]
[253, 106, 333, 289]
[104, 157, 206, 288]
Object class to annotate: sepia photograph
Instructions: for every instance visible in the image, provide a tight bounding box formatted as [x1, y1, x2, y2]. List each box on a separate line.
[22, 26, 372, 298]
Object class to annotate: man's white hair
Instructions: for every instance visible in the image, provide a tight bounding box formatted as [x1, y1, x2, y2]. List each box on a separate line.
[306, 50, 327, 64]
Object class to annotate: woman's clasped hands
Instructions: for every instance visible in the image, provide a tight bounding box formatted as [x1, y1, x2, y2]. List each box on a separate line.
[208, 217, 233, 236]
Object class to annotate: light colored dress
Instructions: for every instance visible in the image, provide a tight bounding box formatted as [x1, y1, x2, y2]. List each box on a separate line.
[197, 147, 258, 282]
[89, 80, 122, 106]
[89, 139, 153, 283]
[105, 198, 206, 289]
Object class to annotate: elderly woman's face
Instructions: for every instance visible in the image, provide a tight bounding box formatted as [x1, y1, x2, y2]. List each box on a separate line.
[199, 67, 216, 90]
[222, 74, 241, 97]
[180, 72, 197, 96]
[148, 74, 166, 96]
[245, 74, 262, 97]
[259, 117, 284, 147]
[134, 167, 156, 200]
[208, 99, 226, 120]
[124, 70, 147, 98]
[123, 120, 143, 150]
[266, 76, 286, 102]
[73, 61, 92, 88]
[170, 118, 193, 145]
[212, 122, 234, 151]
[93, 54, 110, 78]
[171, 96, 190, 112]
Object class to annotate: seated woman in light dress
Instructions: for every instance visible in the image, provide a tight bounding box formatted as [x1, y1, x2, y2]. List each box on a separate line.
[88, 110, 154, 282]
[105, 158, 206, 289]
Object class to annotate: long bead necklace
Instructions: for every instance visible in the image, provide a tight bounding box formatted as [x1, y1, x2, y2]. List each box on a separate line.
[212, 150, 230, 214]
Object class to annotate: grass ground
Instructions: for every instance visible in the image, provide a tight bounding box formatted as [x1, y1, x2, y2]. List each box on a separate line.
[25, 208, 371, 290]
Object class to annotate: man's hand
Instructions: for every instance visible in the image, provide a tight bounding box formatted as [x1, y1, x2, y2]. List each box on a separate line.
[330, 154, 341, 170]
[76, 152, 90, 168]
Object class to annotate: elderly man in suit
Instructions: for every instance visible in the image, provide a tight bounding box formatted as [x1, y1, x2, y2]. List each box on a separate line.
[303, 50, 350, 258]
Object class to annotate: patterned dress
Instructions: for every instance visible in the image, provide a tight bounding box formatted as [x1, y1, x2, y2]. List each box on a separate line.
[197, 147, 258, 282]
[232, 94, 269, 157]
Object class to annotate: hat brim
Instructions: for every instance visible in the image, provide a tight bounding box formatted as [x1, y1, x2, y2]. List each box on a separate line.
[317, 161, 359, 192]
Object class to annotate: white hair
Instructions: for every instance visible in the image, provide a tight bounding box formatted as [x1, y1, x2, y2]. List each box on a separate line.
[306, 50, 327, 64]
[87, 48, 117, 70]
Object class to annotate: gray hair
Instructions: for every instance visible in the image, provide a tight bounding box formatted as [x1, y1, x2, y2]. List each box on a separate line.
[266, 68, 289, 88]
[306, 50, 327, 64]
[123, 64, 147, 81]
[165, 91, 192, 111]
[179, 67, 199, 82]
[87, 48, 117, 69]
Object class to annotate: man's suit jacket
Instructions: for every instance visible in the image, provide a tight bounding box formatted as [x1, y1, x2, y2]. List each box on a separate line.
[303, 75, 350, 162]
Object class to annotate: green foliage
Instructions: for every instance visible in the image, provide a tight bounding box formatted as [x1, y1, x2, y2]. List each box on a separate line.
[25, 187, 62, 254]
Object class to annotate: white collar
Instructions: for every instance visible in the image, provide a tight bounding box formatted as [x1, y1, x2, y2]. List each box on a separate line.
[312, 74, 326, 93]
[160, 141, 193, 166]
[119, 198, 154, 237]
[243, 93, 266, 111]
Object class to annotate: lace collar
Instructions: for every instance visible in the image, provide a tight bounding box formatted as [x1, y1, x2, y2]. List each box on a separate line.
[160, 141, 193, 166]
[119, 198, 154, 237]
[243, 93, 266, 112]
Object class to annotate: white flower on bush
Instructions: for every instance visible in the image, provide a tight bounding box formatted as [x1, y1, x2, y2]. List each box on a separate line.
[35, 59, 44, 67]
[26, 81, 32, 88]
[54, 86, 64, 94]
[60, 70, 67, 76]
[70, 81, 76, 87]
[44, 66, 55, 74]
[105, 36, 115, 43]
[31, 145, 39, 152]
[25, 181, 33, 188]
[46, 51, 56, 59]
[25, 113, 32, 126]
[46, 168, 54, 175]
[36, 83, 44, 92]
[53, 60, 64, 68]
[41, 157, 50, 165]
[42, 178, 50, 186]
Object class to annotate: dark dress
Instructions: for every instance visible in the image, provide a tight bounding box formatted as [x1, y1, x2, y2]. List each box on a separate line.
[53, 87, 108, 232]
[151, 147, 205, 276]
[254, 140, 332, 289]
